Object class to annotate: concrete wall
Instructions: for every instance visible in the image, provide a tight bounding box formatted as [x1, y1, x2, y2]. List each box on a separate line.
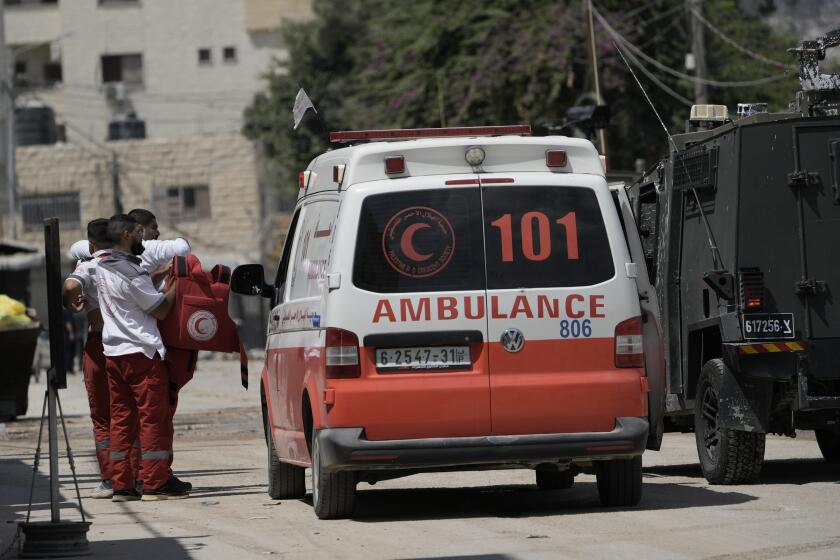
[4, 0, 314, 142]
[13, 132, 265, 265]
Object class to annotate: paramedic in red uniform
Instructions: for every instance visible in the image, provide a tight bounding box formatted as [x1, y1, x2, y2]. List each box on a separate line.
[95, 214, 188, 501]
[63, 219, 140, 499]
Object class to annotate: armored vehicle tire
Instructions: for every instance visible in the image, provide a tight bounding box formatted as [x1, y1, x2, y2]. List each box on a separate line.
[535, 469, 575, 490]
[695, 359, 765, 484]
[595, 456, 642, 507]
[266, 414, 306, 500]
[815, 429, 840, 463]
[311, 431, 357, 519]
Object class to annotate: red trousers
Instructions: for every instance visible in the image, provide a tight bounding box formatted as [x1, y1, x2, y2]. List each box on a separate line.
[82, 334, 139, 481]
[164, 348, 197, 470]
[106, 352, 171, 491]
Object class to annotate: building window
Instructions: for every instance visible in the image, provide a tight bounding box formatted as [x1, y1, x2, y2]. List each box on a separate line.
[153, 185, 210, 224]
[101, 53, 143, 85]
[22, 192, 81, 232]
[223, 46, 237, 63]
[43, 62, 63, 84]
[14, 62, 26, 77]
[198, 48, 212, 65]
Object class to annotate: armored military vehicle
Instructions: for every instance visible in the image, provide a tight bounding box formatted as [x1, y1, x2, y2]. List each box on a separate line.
[627, 30, 840, 484]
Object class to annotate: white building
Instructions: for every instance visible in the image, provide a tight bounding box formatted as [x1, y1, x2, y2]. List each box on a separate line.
[5, 0, 313, 142]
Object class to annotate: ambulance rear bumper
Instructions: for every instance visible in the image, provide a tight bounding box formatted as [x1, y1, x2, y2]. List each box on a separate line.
[317, 417, 648, 472]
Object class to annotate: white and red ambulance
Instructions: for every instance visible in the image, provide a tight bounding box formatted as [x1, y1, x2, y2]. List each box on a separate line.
[232, 125, 664, 519]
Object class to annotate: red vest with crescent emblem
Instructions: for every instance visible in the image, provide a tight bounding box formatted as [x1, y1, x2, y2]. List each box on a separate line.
[158, 255, 248, 388]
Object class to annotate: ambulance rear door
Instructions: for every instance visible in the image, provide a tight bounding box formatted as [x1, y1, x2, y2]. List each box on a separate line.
[482, 173, 642, 435]
[329, 176, 492, 440]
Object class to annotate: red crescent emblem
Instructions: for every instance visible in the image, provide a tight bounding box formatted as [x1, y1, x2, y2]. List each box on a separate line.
[400, 223, 433, 261]
[195, 317, 208, 335]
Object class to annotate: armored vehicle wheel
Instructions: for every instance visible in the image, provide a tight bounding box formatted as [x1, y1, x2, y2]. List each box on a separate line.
[311, 431, 356, 519]
[595, 456, 642, 507]
[695, 359, 765, 484]
[265, 413, 305, 500]
[535, 469, 574, 490]
[815, 429, 840, 463]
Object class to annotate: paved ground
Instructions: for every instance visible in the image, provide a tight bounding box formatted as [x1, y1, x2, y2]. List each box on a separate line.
[2, 357, 839, 559]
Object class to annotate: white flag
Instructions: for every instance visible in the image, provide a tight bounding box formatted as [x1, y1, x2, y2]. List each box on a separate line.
[292, 88, 317, 130]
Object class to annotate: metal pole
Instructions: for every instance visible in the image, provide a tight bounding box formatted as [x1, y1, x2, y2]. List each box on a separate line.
[47, 371, 60, 522]
[586, 0, 607, 156]
[689, 0, 708, 104]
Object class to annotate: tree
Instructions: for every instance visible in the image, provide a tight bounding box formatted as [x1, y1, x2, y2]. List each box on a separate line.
[244, 0, 799, 204]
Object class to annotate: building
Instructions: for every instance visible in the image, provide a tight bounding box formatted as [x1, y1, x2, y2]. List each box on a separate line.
[5, 0, 313, 141]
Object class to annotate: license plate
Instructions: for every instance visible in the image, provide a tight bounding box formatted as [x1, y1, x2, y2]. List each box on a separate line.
[743, 313, 795, 340]
[376, 346, 471, 372]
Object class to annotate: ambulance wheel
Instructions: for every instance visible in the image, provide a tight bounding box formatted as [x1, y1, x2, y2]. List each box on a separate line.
[695, 359, 765, 484]
[535, 469, 574, 490]
[311, 430, 356, 519]
[815, 429, 840, 463]
[595, 456, 642, 507]
[266, 420, 305, 500]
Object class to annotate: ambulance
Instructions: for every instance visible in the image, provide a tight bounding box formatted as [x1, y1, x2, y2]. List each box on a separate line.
[231, 125, 665, 519]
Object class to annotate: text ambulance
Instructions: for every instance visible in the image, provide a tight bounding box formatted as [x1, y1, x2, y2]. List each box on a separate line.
[232, 126, 664, 518]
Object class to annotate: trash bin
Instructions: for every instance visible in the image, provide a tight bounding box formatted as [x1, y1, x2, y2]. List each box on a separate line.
[0, 323, 41, 420]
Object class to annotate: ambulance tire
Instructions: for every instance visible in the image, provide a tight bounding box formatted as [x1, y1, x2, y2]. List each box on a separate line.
[695, 359, 765, 485]
[266, 417, 305, 500]
[311, 431, 357, 519]
[815, 429, 840, 463]
[595, 456, 642, 507]
[535, 469, 574, 490]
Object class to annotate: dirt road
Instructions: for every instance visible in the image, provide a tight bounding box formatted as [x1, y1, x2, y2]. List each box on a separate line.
[2, 358, 838, 559]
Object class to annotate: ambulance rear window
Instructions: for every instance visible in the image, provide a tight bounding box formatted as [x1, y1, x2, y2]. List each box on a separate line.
[483, 186, 614, 289]
[353, 189, 485, 293]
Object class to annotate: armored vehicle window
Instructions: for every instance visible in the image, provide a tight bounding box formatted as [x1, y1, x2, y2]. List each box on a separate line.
[483, 186, 614, 289]
[353, 188, 486, 293]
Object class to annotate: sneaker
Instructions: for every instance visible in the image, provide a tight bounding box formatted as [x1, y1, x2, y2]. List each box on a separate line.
[112, 488, 141, 502]
[90, 480, 113, 499]
[170, 476, 192, 492]
[141, 478, 189, 501]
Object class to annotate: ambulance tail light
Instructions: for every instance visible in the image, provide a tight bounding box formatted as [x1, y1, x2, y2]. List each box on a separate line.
[615, 317, 644, 368]
[545, 150, 567, 168]
[384, 156, 405, 175]
[325, 327, 361, 378]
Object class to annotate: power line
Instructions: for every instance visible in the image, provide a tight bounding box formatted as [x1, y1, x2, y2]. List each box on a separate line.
[689, 9, 791, 69]
[593, 4, 791, 88]
[613, 39, 694, 106]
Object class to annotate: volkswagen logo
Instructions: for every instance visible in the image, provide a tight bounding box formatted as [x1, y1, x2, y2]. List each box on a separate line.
[500, 328, 525, 353]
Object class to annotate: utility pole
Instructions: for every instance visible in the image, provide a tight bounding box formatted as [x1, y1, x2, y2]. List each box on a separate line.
[689, 0, 708, 104]
[585, 0, 607, 156]
[110, 152, 123, 214]
[0, 2, 13, 239]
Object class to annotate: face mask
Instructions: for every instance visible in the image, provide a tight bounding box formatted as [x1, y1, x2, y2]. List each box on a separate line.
[131, 238, 145, 256]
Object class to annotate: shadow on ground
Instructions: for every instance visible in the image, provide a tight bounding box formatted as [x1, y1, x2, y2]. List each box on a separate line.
[645, 457, 839, 484]
[300, 477, 758, 522]
[0, 457, 192, 559]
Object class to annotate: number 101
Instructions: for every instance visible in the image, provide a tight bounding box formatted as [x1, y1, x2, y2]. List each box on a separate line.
[490, 211, 579, 262]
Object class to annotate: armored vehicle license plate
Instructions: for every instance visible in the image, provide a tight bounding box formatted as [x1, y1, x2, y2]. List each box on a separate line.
[376, 346, 470, 372]
[743, 313, 795, 340]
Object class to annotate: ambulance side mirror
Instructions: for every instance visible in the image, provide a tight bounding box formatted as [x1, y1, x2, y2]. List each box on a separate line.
[231, 264, 274, 299]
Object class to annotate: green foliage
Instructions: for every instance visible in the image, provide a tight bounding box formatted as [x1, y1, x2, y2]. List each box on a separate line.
[244, 0, 800, 203]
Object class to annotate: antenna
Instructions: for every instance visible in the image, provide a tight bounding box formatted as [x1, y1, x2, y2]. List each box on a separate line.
[613, 41, 725, 271]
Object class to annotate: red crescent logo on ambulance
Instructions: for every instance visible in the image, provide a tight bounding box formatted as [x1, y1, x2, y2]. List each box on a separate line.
[382, 206, 455, 278]
[187, 310, 218, 342]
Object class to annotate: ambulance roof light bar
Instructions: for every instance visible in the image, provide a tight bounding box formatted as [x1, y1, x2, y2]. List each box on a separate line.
[330, 125, 532, 143]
